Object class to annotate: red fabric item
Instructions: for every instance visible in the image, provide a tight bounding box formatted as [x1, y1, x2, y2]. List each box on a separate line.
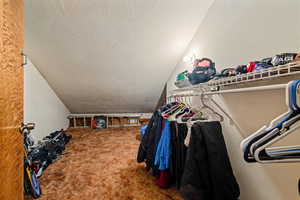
[155, 171, 169, 188]
[161, 119, 165, 131]
[91, 119, 97, 129]
[247, 62, 256, 72]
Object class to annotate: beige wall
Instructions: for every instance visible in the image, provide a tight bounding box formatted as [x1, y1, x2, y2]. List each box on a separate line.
[24, 59, 70, 142]
[167, 0, 300, 199]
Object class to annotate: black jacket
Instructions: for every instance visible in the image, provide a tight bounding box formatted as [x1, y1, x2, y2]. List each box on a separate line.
[180, 121, 240, 200]
[170, 122, 188, 189]
[137, 111, 163, 175]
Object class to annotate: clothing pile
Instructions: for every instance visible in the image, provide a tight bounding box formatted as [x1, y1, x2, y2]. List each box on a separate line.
[175, 58, 216, 87]
[137, 107, 240, 200]
[175, 52, 300, 88]
[28, 130, 72, 177]
[216, 52, 299, 78]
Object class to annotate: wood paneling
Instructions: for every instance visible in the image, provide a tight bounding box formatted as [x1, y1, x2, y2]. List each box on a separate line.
[0, 0, 24, 199]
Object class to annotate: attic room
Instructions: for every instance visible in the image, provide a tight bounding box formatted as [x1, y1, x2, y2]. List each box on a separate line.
[1, 0, 300, 200]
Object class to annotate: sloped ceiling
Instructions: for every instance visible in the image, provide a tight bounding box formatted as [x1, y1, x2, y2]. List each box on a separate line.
[25, 0, 213, 113]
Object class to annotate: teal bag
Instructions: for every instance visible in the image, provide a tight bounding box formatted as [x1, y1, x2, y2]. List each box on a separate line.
[175, 71, 191, 88]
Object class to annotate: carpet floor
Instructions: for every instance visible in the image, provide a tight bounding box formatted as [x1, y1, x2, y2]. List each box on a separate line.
[39, 127, 182, 200]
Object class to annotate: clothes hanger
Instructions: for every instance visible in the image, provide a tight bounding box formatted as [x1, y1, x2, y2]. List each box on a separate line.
[241, 81, 296, 162]
[175, 97, 190, 117]
[175, 95, 202, 122]
[160, 96, 188, 121]
[181, 92, 222, 123]
[254, 118, 300, 163]
[198, 93, 223, 121]
[252, 80, 300, 163]
[266, 145, 300, 157]
[182, 93, 222, 147]
[241, 81, 295, 155]
[164, 97, 188, 120]
[176, 98, 196, 123]
[161, 101, 181, 116]
[175, 96, 196, 123]
[243, 80, 300, 163]
[250, 81, 299, 154]
[165, 103, 186, 117]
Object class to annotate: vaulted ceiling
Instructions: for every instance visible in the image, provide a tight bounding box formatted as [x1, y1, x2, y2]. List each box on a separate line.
[25, 0, 213, 113]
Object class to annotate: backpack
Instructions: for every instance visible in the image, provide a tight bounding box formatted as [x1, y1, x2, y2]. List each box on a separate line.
[188, 58, 216, 85]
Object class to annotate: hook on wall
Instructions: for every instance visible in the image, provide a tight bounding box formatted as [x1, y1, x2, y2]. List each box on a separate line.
[21, 51, 28, 67]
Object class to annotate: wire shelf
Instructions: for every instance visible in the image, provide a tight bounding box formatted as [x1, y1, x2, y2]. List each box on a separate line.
[208, 61, 300, 87]
[170, 61, 300, 95]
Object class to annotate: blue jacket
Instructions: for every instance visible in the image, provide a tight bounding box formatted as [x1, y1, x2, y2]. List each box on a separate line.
[140, 125, 148, 138]
[155, 120, 172, 170]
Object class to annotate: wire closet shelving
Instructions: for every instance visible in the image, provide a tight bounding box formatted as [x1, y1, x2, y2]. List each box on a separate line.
[68, 113, 152, 128]
[169, 61, 300, 98]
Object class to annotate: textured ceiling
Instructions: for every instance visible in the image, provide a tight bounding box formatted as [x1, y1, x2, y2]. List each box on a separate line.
[25, 0, 213, 113]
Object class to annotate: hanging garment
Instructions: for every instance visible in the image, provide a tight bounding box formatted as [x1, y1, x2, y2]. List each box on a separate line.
[137, 111, 163, 173]
[155, 170, 170, 188]
[137, 112, 155, 163]
[184, 122, 193, 147]
[170, 122, 188, 189]
[140, 125, 148, 137]
[180, 121, 240, 200]
[155, 120, 172, 170]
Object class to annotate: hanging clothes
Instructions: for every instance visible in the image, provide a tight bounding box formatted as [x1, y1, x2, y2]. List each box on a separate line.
[184, 122, 193, 147]
[170, 122, 188, 189]
[140, 125, 148, 137]
[155, 120, 172, 170]
[137, 111, 163, 176]
[155, 170, 169, 188]
[180, 121, 240, 200]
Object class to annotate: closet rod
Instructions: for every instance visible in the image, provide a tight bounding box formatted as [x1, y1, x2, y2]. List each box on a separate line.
[170, 83, 289, 98]
[204, 83, 287, 95]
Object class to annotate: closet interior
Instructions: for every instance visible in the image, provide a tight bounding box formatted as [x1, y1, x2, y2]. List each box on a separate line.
[1, 1, 300, 200]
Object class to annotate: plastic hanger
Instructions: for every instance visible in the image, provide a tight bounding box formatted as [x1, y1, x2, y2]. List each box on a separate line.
[161, 102, 181, 116]
[175, 97, 192, 123]
[241, 81, 296, 162]
[198, 93, 223, 121]
[163, 97, 188, 120]
[242, 80, 300, 163]
[241, 81, 295, 155]
[250, 81, 300, 154]
[252, 80, 300, 163]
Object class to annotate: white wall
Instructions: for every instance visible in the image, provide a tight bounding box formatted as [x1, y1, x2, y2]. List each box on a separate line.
[24, 59, 70, 142]
[167, 1, 300, 199]
[168, 0, 300, 93]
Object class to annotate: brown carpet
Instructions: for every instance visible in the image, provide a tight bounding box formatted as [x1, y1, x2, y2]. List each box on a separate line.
[39, 127, 183, 200]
